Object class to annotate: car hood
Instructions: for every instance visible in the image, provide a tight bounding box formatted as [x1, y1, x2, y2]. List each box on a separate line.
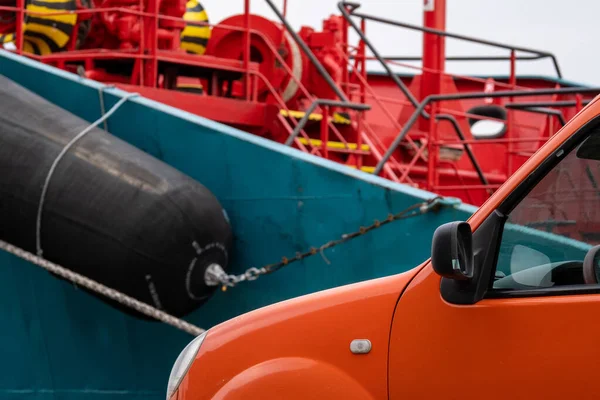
[177, 266, 421, 400]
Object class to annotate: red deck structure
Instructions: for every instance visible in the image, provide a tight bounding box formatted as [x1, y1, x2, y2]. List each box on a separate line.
[1, 0, 598, 207]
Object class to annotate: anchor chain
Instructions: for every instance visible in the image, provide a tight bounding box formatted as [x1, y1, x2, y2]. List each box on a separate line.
[209, 196, 452, 291]
[0, 191, 451, 335]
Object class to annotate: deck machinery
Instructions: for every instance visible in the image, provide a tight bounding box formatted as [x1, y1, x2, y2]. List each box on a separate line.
[0, 0, 598, 241]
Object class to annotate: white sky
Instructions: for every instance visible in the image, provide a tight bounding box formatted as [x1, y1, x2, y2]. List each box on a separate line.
[202, 0, 599, 86]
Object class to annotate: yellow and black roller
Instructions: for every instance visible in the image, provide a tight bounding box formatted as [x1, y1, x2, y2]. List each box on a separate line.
[180, 0, 210, 55]
[1, 0, 77, 55]
[23, 0, 77, 55]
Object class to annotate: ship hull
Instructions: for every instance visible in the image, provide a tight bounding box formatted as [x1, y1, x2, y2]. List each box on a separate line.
[0, 50, 473, 399]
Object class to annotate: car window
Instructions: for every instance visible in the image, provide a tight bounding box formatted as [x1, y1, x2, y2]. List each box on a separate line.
[493, 131, 600, 290]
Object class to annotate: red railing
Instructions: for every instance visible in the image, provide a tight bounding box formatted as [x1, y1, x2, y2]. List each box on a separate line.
[336, 1, 600, 205]
[4, 0, 600, 206]
[381, 88, 600, 205]
[0, 0, 376, 166]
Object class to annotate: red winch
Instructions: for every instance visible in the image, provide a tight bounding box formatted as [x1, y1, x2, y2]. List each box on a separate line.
[200, 13, 347, 108]
[1, 0, 596, 209]
[0, 0, 346, 110]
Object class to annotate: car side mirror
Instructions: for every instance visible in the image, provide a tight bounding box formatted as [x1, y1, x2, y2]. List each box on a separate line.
[431, 221, 474, 280]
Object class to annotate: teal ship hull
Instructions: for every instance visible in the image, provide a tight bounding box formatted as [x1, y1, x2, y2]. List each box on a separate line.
[0, 50, 477, 399]
[0, 50, 593, 400]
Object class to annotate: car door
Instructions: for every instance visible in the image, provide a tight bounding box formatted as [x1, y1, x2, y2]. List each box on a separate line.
[389, 112, 600, 399]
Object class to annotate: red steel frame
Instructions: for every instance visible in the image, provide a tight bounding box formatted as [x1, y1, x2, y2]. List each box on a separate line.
[336, 0, 600, 205]
[3, 0, 600, 206]
[0, 0, 373, 160]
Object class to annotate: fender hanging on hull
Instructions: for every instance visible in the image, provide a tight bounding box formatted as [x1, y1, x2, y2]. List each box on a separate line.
[0, 75, 232, 318]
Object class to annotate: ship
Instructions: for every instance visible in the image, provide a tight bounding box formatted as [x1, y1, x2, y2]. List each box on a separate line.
[0, 0, 597, 399]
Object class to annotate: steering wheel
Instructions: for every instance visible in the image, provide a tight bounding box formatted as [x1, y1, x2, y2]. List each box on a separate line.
[583, 245, 600, 284]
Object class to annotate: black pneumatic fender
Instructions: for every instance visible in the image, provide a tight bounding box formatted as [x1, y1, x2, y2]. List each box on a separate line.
[0, 75, 232, 318]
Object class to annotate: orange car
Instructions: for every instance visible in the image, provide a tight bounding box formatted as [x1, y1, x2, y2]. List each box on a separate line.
[167, 95, 600, 400]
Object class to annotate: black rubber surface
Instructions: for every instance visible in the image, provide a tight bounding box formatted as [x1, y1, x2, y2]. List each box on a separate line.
[0, 75, 232, 317]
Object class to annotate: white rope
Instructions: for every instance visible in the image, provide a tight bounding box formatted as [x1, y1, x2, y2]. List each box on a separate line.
[18, 88, 206, 335]
[97, 85, 115, 132]
[0, 239, 205, 336]
[35, 91, 138, 258]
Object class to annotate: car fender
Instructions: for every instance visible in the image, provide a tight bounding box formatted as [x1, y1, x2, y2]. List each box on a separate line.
[211, 357, 375, 400]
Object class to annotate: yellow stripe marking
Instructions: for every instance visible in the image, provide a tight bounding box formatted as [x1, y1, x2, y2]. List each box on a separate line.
[31, 0, 73, 3]
[280, 109, 351, 125]
[26, 4, 76, 24]
[177, 83, 204, 89]
[347, 165, 376, 173]
[181, 25, 211, 39]
[23, 22, 70, 46]
[184, 10, 208, 22]
[180, 42, 206, 54]
[22, 41, 35, 53]
[24, 35, 52, 54]
[280, 109, 312, 120]
[297, 137, 370, 151]
[332, 113, 351, 124]
[0, 33, 15, 43]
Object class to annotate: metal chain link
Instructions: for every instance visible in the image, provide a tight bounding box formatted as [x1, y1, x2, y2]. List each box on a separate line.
[213, 196, 450, 290]
[0, 195, 452, 336]
[0, 239, 205, 336]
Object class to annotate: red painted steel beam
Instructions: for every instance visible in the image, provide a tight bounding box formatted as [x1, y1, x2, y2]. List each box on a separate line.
[143, 0, 159, 87]
[116, 84, 279, 128]
[15, 0, 24, 54]
[421, 0, 446, 99]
